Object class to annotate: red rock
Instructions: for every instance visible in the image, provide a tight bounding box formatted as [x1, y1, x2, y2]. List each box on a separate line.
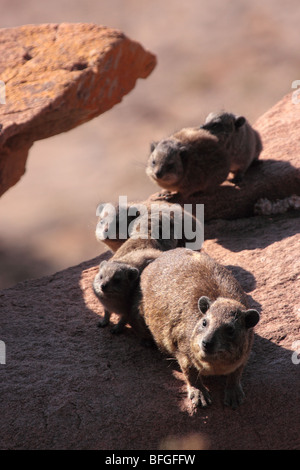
[0, 23, 156, 197]
[0, 81, 299, 450]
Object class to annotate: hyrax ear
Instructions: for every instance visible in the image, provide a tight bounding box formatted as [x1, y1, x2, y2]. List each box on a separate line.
[244, 309, 260, 329]
[96, 203, 106, 217]
[179, 145, 188, 158]
[127, 267, 140, 282]
[99, 260, 108, 270]
[150, 141, 158, 152]
[198, 296, 211, 314]
[235, 116, 246, 129]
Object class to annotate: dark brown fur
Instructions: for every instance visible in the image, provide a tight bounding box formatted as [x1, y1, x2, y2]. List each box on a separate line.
[93, 247, 161, 336]
[201, 112, 263, 184]
[146, 127, 231, 198]
[139, 248, 260, 409]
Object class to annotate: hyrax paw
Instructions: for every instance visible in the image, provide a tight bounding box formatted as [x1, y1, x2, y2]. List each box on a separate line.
[224, 385, 245, 409]
[97, 318, 109, 328]
[110, 323, 125, 335]
[156, 190, 176, 201]
[188, 386, 212, 408]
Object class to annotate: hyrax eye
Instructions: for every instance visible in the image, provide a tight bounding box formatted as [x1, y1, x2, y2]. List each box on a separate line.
[202, 319, 207, 328]
[151, 159, 156, 167]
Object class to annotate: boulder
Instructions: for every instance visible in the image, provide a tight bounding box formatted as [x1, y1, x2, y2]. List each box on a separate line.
[0, 211, 299, 450]
[149, 92, 300, 221]
[0, 85, 299, 450]
[0, 23, 156, 197]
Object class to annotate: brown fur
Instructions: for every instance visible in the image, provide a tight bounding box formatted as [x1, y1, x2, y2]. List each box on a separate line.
[146, 127, 231, 198]
[93, 247, 161, 336]
[95, 199, 197, 252]
[139, 248, 260, 409]
[202, 112, 263, 183]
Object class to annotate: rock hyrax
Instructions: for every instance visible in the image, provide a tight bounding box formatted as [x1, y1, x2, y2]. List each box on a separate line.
[139, 248, 260, 409]
[93, 247, 161, 336]
[95, 199, 199, 252]
[201, 112, 263, 184]
[146, 127, 231, 199]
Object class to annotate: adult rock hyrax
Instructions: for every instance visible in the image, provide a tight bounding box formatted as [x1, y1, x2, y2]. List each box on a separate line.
[95, 199, 200, 252]
[139, 248, 260, 409]
[201, 111, 263, 184]
[93, 246, 161, 336]
[146, 127, 231, 199]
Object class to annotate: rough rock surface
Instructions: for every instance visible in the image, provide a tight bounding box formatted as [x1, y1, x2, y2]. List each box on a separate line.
[0, 210, 299, 450]
[150, 91, 300, 221]
[0, 91, 300, 450]
[0, 23, 156, 197]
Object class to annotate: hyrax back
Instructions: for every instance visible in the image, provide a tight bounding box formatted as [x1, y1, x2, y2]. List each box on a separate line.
[146, 127, 231, 198]
[139, 248, 259, 409]
[202, 112, 263, 183]
[93, 247, 161, 336]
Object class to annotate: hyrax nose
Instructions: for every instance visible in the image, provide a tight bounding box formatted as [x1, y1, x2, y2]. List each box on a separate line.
[101, 282, 108, 292]
[155, 169, 164, 179]
[202, 338, 215, 353]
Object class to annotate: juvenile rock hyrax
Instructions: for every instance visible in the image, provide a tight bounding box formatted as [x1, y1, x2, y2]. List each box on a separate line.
[93, 247, 161, 336]
[95, 199, 199, 252]
[201, 112, 263, 184]
[146, 127, 231, 199]
[139, 248, 260, 409]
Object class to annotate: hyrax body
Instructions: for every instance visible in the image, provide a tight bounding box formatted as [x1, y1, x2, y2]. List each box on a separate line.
[95, 199, 198, 253]
[146, 127, 231, 199]
[93, 247, 161, 336]
[201, 112, 263, 184]
[139, 248, 260, 409]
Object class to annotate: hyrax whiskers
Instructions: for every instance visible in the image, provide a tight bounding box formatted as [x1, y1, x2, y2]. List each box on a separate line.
[146, 127, 231, 199]
[139, 248, 260, 409]
[201, 111, 263, 184]
[93, 246, 161, 336]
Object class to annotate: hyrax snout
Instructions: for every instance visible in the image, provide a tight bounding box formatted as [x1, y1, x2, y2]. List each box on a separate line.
[139, 248, 260, 409]
[201, 111, 263, 184]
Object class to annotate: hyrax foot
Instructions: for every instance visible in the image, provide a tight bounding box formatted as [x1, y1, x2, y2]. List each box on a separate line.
[231, 171, 244, 185]
[110, 318, 127, 334]
[98, 317, 109, 328]
[156, 190, 177, 201]
[224, 384, 245, 409]
[97, 310, 111, 328]
[188, 385, 212, 408]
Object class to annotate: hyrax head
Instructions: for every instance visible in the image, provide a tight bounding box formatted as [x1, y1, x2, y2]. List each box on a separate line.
[93, 260, 139, 299]
[191, 296, 259, 373]
[95, 201, 142, 246]
[202, 112, 246, 136]
[146, 138, 188, 189]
